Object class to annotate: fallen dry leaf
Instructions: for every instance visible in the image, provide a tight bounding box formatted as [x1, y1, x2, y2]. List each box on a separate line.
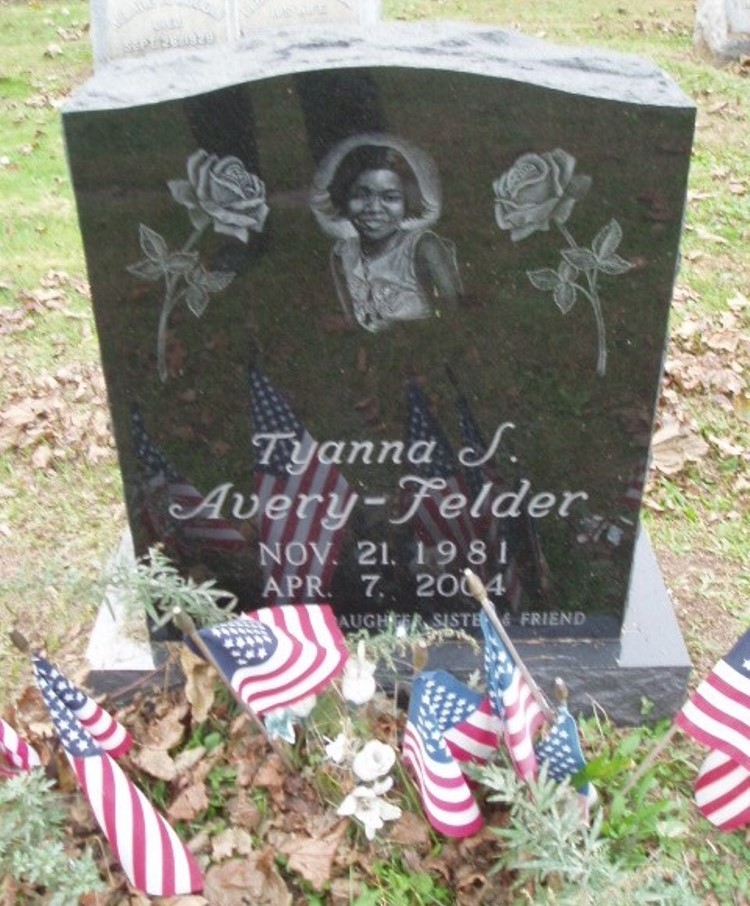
[167, 780, 209, 822]
[130, 746, 177, 782]
[651, 422, 710, 475]
[253, 754, 286, 806]
[279, 820, 348, 892]
[142, 700, 188, 750]
[180, 646, 217, 724]
[227, 789, 262, 831]
[211, 827, 254, 861]
[203, 852, 292, 906]
[388, 809, 432, 849]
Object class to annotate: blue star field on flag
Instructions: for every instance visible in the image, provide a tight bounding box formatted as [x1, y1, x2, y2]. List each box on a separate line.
[535, 706, 590, 794]
[402, 671, 486, 837]
[197, 618, 279, 673]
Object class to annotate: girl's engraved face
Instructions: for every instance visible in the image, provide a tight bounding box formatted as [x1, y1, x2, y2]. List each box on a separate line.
[346, 169, 406, 242]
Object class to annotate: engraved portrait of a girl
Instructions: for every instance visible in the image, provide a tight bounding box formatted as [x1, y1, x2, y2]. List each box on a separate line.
[309, 133, 462, 333]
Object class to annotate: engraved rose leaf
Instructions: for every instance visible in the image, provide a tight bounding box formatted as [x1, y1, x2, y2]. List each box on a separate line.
[554, 282, 577, 314]
[596, 254, 633, 276]
[528, 261, 579, 313]
[138, 223, 169, 261]
[591, 220, 633, 275]
[527, 268, 561, 291]
[126, 258, 164, 282]
[185, 284, 210, 318]
[190, 268, 236, 293]
[561, 247, 597, 270]
[163, 251, 200, 276]
[592, 219, 624, 259]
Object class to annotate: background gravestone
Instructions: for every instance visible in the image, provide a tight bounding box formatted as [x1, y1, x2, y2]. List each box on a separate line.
[69, 23, 694, 719]
[91, 0, 380, 66]
[695, 0, 750, 62]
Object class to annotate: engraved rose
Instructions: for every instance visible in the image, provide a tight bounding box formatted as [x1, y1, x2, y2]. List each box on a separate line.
[493, 149, 591, 242]
[129, 149, 270, 381]
[492, 149, 632, 376]
[168, 149, 269, 244]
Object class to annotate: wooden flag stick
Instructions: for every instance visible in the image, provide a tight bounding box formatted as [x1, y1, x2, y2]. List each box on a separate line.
[463, 568, 556, 723]
[171, 608, 294, 769]
[621, 722, 681, 796]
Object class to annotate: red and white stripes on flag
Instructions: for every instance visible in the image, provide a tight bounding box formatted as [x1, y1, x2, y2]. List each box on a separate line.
[444, 696, 504, 765]
[675, 629, 750, 830]
[402, 672, 487, 838]
[0, 716, 41, 775]
[71, 747, 204, 894]
[403, 380, 476, 560]
[32, 657, 133, 758]
[131, 404, 247, 554]
[249, 369, 354, 602]
[480, 612, 547, 781]
[694, 750, 750, 831]
[196, 604, 349, 716]
[33, 657, 203, 896]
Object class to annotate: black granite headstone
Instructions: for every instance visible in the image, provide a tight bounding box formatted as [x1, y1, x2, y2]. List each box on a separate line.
[65, 25, 694, 658]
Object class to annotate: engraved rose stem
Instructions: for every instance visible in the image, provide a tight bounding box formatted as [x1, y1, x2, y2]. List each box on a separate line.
[557, 223, 607, 376]
[155, 225, 207, 383]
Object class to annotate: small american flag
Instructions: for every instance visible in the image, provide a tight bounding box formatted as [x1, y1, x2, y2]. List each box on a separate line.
[422, 670, 502, 765]
[33, 657, 132, 758]
[402, 671, 487, 837]
[675, 629, 750, 830]
[481, 612, 546, 781]
[403, 381, 476, 560]
[0, 716, 41, 775]
[535, 704, 594, 819]
[131, 404, 247, 554]
[196, 603, 348, 716]
[33, 657, 203, 896]
[535, 706, 589, 791]
[249, 370, 354, 602]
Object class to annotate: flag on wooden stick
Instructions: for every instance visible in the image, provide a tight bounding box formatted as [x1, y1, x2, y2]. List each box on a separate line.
[0, 716, 41, 775]
[675, 629, 750, 830]
[33, 657, 203, 896]
[480, 611, 547, 781]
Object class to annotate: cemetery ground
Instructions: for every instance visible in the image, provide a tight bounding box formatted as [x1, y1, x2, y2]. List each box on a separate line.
[0, 0, 748, 903]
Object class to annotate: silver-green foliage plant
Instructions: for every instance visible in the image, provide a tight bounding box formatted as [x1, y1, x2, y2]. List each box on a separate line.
[0, 771, 104, 905]
[474, 762, 700, 906]
[110, 545, 237, 628]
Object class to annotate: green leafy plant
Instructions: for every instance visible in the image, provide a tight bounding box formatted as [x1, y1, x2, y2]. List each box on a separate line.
[353, 858, 453, 905]
[474, 762, 699, 905]
[108, 544, 237, 628]
[576, 719, 692, 866]
[0, 771, 105, 905]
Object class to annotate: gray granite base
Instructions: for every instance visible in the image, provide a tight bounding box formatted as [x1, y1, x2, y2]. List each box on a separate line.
[86, 527, 690, 724]
[427, 528, 692, 725]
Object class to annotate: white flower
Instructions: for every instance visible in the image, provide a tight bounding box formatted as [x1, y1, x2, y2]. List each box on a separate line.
[325, 731, 355, 764]
[341, 640, 377, 705]
[352, 740, 396, 782]
[337, 785, 402, 840]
